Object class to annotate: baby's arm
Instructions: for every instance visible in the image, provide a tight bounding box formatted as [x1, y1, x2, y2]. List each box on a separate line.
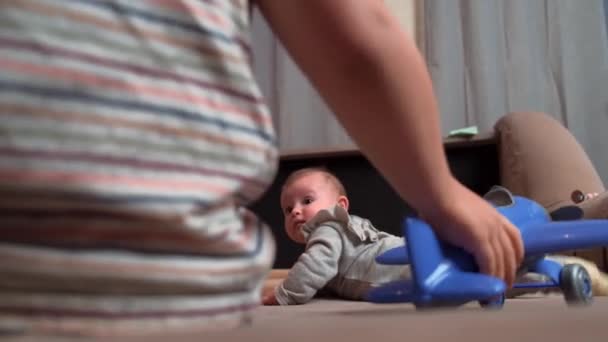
[270, 226, 343, 305]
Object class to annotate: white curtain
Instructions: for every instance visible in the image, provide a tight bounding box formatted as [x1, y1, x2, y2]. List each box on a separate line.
[424, 0, 608, 183]
[250, 1, 417, 153]
[251, 9, 355, 153]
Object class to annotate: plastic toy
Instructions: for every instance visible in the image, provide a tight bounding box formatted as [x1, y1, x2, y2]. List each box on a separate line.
[365, 187, 608, 308]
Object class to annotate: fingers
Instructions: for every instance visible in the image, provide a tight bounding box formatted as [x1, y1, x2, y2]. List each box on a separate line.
[491, 233, 505, 286]
[262, 293, 278, 305]
[478, 233, 515, 288]
[502, 219, 524, 287]
[475, 219, 523, 289]
[475, 242, 495, 279]
[506, 222, 524, 265]
[427, 183, 526, 290]
[499, 229, 517, 288]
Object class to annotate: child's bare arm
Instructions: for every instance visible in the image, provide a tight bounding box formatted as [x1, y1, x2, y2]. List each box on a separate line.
[256, 0, 524, 287]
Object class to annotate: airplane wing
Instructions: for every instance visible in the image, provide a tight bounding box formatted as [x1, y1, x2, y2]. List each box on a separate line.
[367, 258, 505, 304]
[365, 279, 415, 303]
[424, 270, 506, 302]
[375, 246, 409, 265]
[372, 217, 506, 305]
[523, 220, 608, 256]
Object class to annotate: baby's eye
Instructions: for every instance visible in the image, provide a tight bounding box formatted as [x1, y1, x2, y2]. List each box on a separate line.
[303, 197, 314, 205]
[284, 207, 292, 215]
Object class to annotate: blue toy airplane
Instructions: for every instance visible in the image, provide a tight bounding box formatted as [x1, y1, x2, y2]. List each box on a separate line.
[365, 186, 608, 308]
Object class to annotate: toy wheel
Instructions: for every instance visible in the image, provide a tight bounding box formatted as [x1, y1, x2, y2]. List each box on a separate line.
[560, 264, 593, 306]
[479, 293, 505, 309]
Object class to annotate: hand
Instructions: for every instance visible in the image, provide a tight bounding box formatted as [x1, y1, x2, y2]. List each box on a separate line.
[422, 180, 525, 288]
[261, 279, 281, 305]
[262, 290, 279, 305]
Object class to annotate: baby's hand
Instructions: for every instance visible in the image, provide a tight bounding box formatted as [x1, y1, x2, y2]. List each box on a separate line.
[262, 292, 279, 305]
[261, 281, 280, 305]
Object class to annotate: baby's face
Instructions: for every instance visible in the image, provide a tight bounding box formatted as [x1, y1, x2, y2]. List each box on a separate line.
[280, 172, 344, 244]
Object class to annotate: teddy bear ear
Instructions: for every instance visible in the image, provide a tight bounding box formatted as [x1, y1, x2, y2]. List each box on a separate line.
[549, 205, 584, 221]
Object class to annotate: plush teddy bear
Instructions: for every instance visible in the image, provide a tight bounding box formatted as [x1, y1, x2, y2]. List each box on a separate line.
[494, 111, 605, 213]
[493, 111, 608, 296]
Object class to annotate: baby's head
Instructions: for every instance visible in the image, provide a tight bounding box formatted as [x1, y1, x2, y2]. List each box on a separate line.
[280, 167, 349, 244]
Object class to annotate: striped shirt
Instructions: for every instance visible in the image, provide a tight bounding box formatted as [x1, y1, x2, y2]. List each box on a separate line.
[0, 0, 277, 336]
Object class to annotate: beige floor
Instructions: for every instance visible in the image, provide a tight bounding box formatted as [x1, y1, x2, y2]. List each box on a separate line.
[6, 295, 608, 342]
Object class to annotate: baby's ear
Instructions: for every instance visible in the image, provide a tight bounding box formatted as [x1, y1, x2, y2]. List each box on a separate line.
[337, 195, 349, 211]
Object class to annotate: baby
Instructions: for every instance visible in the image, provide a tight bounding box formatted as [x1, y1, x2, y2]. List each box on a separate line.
[262, 168, 608, 305]
[262, 167, 409, 305]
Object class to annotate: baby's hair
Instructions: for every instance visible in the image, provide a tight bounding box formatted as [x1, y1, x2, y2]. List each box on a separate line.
[282, 167, 347, 196]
